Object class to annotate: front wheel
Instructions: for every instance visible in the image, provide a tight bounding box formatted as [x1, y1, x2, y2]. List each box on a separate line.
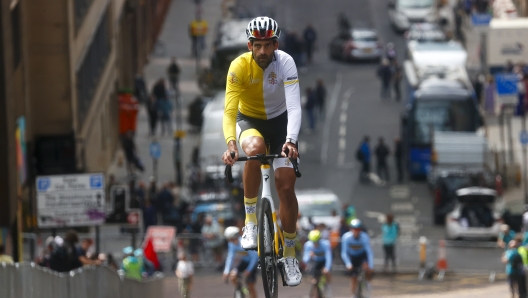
[259, 198, 278, 298]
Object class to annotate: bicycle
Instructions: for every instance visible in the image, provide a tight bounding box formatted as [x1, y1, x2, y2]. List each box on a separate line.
[232, 273, 249, 298]
[308, 263, 327, 298]
[225, 151, 301, 298]
[353, 266, 369, 298]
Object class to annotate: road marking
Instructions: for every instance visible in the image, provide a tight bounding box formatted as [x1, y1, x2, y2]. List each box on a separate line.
[389, 185, 410, 199]
[298, 141, 307, 154]
[391, 202, 414, 212]
[341, 100, 348, 110]
[339, 138, 346, 150]
[337, 152, 345, 165]
[395, 215, 417, 225]
[365, 211, 386, 223]
[339, 125, 346, 137]
[321, 72, 342, 165]
[340, 113, 347, 123]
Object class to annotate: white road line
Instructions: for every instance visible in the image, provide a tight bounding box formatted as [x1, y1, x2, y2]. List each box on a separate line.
[341, 100, 348, 110]
[321, 72, 342, 165]
[389, 185, 410, 199]
[340, 113, 347, 123]
[391, 202, 414, 212]
[337, 152, 345, 165]
[339, 125, 346, 137]
[339, 138, 346, 150]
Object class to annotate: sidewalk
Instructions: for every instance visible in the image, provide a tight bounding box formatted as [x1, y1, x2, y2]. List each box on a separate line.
[106, 0, 225, 188]
[387, 283, 508, 298]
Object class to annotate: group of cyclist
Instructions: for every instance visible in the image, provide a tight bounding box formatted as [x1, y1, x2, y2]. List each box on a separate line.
[222, 218, 374, 297]
[220, 16, 374, 297]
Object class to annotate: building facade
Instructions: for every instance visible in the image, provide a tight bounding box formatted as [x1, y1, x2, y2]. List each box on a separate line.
[0, 0, 171, 260]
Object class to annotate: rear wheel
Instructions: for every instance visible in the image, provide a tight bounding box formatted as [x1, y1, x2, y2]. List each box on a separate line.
[259, 198, 278, 298]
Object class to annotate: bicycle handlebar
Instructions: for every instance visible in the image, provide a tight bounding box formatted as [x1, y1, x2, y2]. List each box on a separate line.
[224, 149, 302, 183]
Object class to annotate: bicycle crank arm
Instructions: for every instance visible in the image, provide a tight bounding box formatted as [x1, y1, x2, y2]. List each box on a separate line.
[278, 261, 288, 287]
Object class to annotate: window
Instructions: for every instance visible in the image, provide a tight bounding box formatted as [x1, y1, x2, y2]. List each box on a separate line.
[74, 0, 94, 30]
[76, 10, 110, 127]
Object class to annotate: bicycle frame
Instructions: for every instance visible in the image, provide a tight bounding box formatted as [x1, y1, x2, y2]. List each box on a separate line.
[257, 163, 284, 257]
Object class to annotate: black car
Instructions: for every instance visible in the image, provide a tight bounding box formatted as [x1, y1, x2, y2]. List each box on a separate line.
[432, 170, 498, 225]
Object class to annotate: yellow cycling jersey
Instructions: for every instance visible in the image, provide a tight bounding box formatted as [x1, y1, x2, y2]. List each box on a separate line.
[223, 50, 301, 144]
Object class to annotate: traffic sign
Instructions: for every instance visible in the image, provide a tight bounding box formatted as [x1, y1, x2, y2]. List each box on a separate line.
[36, 173, 106, 228]
[144, 226, 176, 253]
[471, 13, 492, 26]
[521, 130, 528, 145]
[150, 141, 161, 159]
[495, 73, 519, 106]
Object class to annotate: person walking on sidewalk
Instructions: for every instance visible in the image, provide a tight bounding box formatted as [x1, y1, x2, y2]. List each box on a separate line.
[484, 75, 496, 116]
[392, 59, 402, 102]
[356, 136, 371, 183]
[167, 56, 181, 93]
[315, 79, 327, 120]
[176, 252, 194, 298]
[303, 23, 317, 64]
[304, 87, 317, 133]
[377, 59, 392, 100]
[502, 238, 527, 298]
[394, 137, 404, 183]
[158, 97, 173, 136]
[381, 214, 399, 272]
[375, 137, 390, 182]
[147, 95, 158, 136]
[189, 14, 208, 58]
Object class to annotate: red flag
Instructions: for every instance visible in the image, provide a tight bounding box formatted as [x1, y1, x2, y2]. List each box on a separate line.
[143, 237, 161, 270]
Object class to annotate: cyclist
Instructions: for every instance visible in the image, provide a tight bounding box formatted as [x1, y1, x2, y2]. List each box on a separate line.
[223, 226, 259, 298]
[341, 219, 374, 297]
[221, 16, 302, 286]
[302, 230, 332, 294]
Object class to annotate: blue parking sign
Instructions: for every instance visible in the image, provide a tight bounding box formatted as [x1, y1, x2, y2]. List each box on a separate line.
[150, 141, 161, 159]
[495, 74, 518, 96]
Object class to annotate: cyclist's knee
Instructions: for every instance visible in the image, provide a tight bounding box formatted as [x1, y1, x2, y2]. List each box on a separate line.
[243, 138, 266, 156]
[274, 176, 295, 195]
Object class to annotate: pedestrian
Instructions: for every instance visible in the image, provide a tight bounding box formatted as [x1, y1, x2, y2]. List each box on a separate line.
[377, 59, 393, 100]
[201, 215, 224, 270]
[189, 14, 208, 58]
[147, 95, 158, 135]
[303, 23, 317, 64]
[142, 198, 157, 232]
[498, 224, 517, 250]
[188, 213, 204, 265]
[502, 238, 527, 298]
[381, 214, 399, 272]
[394, 137, 404, 183]
[167, 56, 181, 92]
[155, 183, 175, 224]
[304, 87, 317, 132]
[76, 238, 101, 266]
[392, 59, 403, 102]
[37, 236, 55, 268]
[158, 97, 173, 135]
[484, 75, 495, 116]
[134, 73, 148, 104]
[315, 79, 326, 120]
[176, 252, 194, 298]
[122, 130, 144, 175]
[356, 136, 371, 182]
[0, 244, 14, 264]
[121, 246, 143, 281]
[375, 137, 390, 181]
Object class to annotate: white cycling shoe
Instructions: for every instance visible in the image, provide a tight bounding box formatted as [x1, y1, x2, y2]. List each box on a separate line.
[279, 257, 302, 286]
[241, 222, 258, 250]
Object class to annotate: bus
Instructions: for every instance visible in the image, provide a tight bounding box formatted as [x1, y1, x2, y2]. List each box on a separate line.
[401, 64, 483, 179]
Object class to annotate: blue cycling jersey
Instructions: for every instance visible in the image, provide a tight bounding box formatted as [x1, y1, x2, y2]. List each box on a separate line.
[223, 238, 258, 275]
[341, 231, 374, 269]
[302, 239, 332, 271]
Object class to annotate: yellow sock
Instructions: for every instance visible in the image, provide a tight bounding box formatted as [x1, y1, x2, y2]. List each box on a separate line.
[283, 231, 297, 258]
[244, 197, 258, 225]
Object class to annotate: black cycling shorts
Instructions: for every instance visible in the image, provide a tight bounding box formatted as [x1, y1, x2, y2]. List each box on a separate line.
[236, 111, 288, 155]
[310, 259, 326, 277]
[348, 252, 368, 276]
[237, 260, 258, 283]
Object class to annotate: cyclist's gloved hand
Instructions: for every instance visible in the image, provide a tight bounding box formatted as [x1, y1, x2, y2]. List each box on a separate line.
[281, 141, 298, 159]
[346, 265, 353, 271]
[222, 273, 229, 282]
[223, 141, 239, 165]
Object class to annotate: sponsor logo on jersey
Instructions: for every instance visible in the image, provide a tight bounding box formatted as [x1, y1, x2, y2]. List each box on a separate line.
[284, 159, 290, 166]
[286, 76, 297, 81]
[268, 72, 277, 85]
[228, 72, 239, 84]
[249, 75, 260, 84]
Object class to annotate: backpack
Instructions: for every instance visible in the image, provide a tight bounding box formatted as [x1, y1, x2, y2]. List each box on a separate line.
[50, 245, 73, 273]
[510, 251, 524, 275]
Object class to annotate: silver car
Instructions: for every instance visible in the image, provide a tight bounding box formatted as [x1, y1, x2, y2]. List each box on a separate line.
[388, 0, 438, 33]
[329, 28, 382, 62]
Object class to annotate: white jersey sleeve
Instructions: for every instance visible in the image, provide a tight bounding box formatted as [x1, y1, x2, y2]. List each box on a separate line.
[278, 51, 302, 142]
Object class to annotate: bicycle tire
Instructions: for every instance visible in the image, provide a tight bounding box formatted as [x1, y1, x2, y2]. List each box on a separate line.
[234, 287, 245, 298]
[259, 198, 278, 298]
[308, 280, 324, 298]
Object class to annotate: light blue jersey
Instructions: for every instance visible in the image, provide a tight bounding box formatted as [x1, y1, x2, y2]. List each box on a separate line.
[341, 231, 374, 269]
[302, 239, 332, 271]
[223, 238, 258, 275]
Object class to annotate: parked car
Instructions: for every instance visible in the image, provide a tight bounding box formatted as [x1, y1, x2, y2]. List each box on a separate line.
[388, 0, 438, 33]
[445, 187, 503, 240]
[405, 23, 447, 42]
[328, 28, 382, 62]
[297, 189, 343, 232]
[432, 170, 498, 225]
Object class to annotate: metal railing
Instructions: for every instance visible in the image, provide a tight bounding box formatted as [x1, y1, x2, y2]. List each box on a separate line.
[0, 262, 163, 298]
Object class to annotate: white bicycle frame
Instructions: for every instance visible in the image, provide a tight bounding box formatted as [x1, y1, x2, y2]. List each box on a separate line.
[258, 164, 284, 256]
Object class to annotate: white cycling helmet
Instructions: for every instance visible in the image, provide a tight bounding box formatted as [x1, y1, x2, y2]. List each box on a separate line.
[224, 226, 240, 239]
[246, 16, 281, 40]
